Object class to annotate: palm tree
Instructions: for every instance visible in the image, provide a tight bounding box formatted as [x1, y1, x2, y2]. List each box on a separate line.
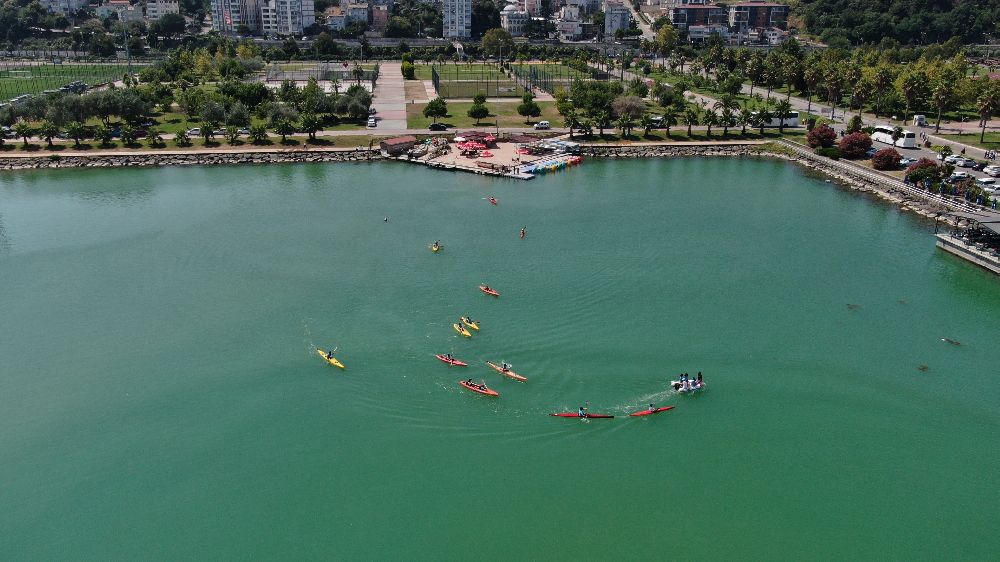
[595, 110, 610, 137]
[757, 104, 772, 135]
[38, 120, 59, 148]
[851, 76, 874, 121]
[703, 110, 717, 137]
[14, 120, 32, 147]
[977, 82, 1000, 144]
[738, 105, 754, 134]
[803, 63, 823, 114]
[65, 121, 86, 147]
[683, 107, 699, 136]
[872, 65, 894, 118]
[721, 108, 734, 136]
[824, 65, 844, 120]
[662, 107, 678, 137]
[146, 127, 163, 148]
[774, 100, 792, 134]
[617, 114, 633, 137]
[900, 69, 927, 125]
[713, 95, 738, 136]
[931, 78, 955, 134]
[639, 114, 653, 137]
[273, 119, 296, 143]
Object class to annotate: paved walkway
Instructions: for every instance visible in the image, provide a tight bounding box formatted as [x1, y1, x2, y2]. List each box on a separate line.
[371, 62, 407, 129]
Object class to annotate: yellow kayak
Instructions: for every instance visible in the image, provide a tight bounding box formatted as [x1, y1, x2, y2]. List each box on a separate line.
[430, 244, 442, 253]
[453, 323, 472, 337]
[316, 348, 345, 369]
[461, 317, 480, 331]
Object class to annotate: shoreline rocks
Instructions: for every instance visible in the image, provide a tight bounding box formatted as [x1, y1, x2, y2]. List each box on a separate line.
[0, 148, 383, 170]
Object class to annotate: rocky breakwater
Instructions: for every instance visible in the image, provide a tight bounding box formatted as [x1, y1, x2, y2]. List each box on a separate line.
[0, 148, 383, 171]
[581, 144, 767, 159]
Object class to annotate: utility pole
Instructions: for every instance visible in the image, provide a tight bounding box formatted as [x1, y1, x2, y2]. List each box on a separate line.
[119, 10, 133, 86]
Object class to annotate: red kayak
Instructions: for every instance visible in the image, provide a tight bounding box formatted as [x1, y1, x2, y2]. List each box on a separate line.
[479, 285, 500, 297]
[436, 354, 468, 367]
[460, 380, 499, 396]
[629, 406, 675, 417]
[486, 361, 527, 382]
[549, 412, 614, 419]
[489, 197, 498, 205]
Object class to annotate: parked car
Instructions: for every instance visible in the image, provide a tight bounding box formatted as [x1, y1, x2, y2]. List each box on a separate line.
[533, 120, 551, 130]
[368, 107, 377, 115]
[957, 157, 977, 167]
[898, 157, 917, 166]
[186, 127, 201, 136]
[983, 165, 1000, 177]
[944, 154, 963, 164]
[237, 128, 250, 135]
[366, 117, 377, 128]
[865, 148, 878, 158]
[975, 177, 996, 188]
[428, 123, 448, 131]
[948, 171, 972, 181]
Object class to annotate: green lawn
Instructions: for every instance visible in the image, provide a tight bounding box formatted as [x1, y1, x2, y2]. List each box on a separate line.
[415, 63, 509, 81]
[940, 132, 1000, 150]
[0, 62, 151, 99]
[407, 100, 560, 129]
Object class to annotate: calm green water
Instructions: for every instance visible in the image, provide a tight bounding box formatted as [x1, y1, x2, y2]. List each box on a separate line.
[1, 158, 998, 559]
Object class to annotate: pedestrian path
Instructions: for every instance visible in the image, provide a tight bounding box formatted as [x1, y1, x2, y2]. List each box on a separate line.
[371, 62, 407, 129]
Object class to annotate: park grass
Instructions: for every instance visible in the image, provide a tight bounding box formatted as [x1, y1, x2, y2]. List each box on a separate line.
[406, 100, 560, 129]
[939, 132, 1000, 150]
[0, 62, 151, 99]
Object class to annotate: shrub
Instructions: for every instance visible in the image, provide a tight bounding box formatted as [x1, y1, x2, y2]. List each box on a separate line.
[905, 158, 941, 184]
[838, 132, 872, 158]
[815, 147, 842, 159]
[872, 148, 902, 170]
[846, 115, 864, 133]
[401, 61, 415, 80]
[807, 123, 837, 148]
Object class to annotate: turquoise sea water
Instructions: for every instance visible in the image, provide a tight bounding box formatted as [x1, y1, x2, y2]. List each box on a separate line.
[1, 158, 998, 559]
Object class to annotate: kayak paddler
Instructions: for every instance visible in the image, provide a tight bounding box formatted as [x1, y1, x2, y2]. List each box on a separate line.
[649, 404, 655, 412]
[501, 362, 510, 372]
[578, 406, 587, 418]
[326, 350, 336, 359]
[446, 353, 453, 361]
[520, 226, 526, 239]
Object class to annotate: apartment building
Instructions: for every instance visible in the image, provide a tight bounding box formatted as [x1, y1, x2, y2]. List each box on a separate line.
[145, 0, 180, 20]
[604, 0, 632, 37]
[39, 0, 88, 14]
[210, 0, 262, 33]
[443, 0, 472, 38]
[501, 3, 530, 37]
[728, 1, 788, 33]
[260, 0, 315, 36]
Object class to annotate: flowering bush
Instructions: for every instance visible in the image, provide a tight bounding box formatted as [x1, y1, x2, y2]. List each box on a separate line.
[872, 148, 902, 171]
[838, 132, 872, 159]
[807, 124, 837, 148]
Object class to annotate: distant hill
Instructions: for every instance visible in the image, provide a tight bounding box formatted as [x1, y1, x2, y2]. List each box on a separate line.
[795, 0, 1000, 47]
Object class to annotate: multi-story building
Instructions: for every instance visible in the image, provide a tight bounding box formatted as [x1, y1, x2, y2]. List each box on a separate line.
[344, 3, 368, 23]
[501, 3, 529, 37]
[370, 4, 388, 31]
[603, 0, 631, 37]
[145, 0, 180, 20]
[96, 0, 145, 21]
[39, 0, 88, 14]
[443, 0, 472, 38]
[210, 0, 262, 33]
[665, 3, 727, 28]
[728, 1, 788, 33]
[260, 0, 315, 36]
[687, 23, 728, 42]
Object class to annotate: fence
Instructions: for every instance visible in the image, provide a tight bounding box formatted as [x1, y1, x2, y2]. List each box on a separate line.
[779, 139, 987, 213]
[509, 63, 608, 95]
[429, 64, 523, 98]
[0, 56, 153, 101]
[263, 62, 379, 84]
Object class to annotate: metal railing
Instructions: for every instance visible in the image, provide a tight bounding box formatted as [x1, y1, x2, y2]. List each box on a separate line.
[777, 139, 987, 214]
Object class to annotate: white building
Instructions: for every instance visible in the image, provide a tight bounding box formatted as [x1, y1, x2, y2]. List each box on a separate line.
[211, 0, 262, 33]
[686, 23, 728, 42]
[39, 0, 88, 14]
[603, 0, 631, 37]
[145, 0, 180, 20]
[501, 3, 529, 37]
[96, 0, 144, 21]
[260, 0, 315, 36]
[443, 0, 471, 38]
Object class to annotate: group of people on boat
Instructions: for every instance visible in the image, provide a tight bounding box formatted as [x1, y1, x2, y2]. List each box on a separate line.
[673, 372, 704, 392]
[464, 379, 489, 391]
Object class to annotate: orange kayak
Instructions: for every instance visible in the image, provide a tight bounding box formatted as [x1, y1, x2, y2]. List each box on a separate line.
[460, 380, 499, 396]
[479, 285, 500, 297]
[486, 361, 527, 382]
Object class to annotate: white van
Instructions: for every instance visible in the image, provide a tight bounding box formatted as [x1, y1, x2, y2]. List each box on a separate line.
[912, 115, 927, 127]
[533, 121, 550, 130]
